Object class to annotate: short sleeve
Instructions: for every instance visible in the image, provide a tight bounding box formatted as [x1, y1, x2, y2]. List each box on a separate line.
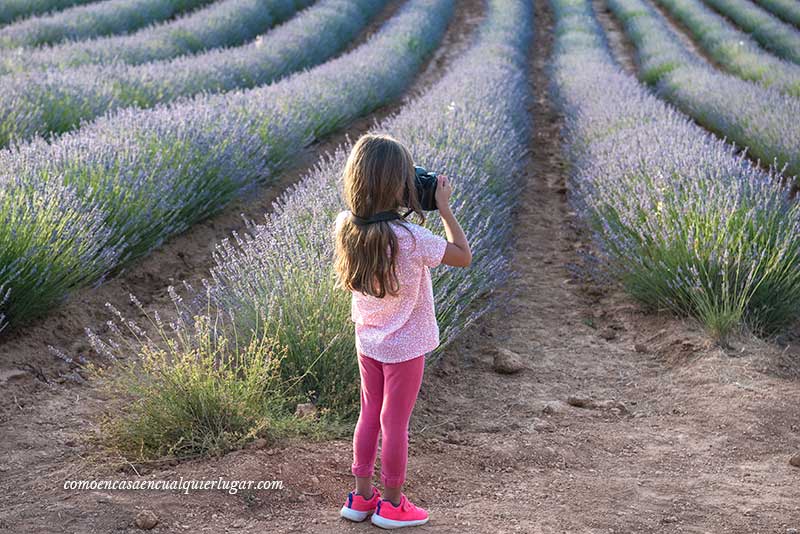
[414, 224, 448, 267]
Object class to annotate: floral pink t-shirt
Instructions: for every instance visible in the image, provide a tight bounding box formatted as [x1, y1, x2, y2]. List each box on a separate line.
[334, 210, 448, 364]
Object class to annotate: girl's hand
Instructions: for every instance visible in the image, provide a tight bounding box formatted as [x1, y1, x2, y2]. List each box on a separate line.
[435, 174, 452, 210]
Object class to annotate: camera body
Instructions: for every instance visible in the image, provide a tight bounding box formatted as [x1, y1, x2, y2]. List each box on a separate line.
[412, 165, 438, 211]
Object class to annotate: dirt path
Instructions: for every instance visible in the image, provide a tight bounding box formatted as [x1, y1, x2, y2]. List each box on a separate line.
[594, 0, 713, 71]
[643, 0, 720, 68]
[0, 0, 484, 419]
[1, 0, 799, 532]
[592, 0, 637, 73]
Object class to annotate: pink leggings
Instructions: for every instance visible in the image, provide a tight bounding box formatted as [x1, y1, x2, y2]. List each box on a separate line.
[351, 352, 425, 488]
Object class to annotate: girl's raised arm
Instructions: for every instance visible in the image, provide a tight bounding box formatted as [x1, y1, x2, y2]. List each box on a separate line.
[435, 175, 472, 268]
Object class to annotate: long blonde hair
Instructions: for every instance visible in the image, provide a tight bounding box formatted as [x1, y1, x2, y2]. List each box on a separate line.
[334, 134, 424, 298]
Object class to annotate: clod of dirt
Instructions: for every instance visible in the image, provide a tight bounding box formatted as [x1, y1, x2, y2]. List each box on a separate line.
[294, 403, 317, 419]
[790, 453, 800, 468]
[567, 394, 596, 408]
[134, 510, 158, 530]
[634, 343, 649, 353]
[491, 347, 526, 374]
[596, 399, 628, 414]
[246, 438, 268, 450]
[0, 367, 28, 384]
[531, 418, 556, 432]
[542, 400, 570, 415]
[599, 328, 617, 341]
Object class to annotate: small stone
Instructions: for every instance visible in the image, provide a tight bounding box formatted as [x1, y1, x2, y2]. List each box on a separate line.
[294, 402, 317, 419]
[599, 328, 617, 341]
[491, 348, 525, 374]
[662, 516, 677, 524]
[247, 438, 268, 450]
[542, 401, 568, 415]
[567, 395, 596, 408]
[532, 419, 555, 432]
[789, 453, 800, 467]
[597, 400, 628, 414]
[634, 343, 649, 353]
[135, 510, 159, 530]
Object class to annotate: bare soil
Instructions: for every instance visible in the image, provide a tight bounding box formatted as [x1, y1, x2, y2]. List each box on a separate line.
[592, 0, 638, 73]
[643, 0, 721, 68]
[1, 0, 799, 533]
[593, 0, 713, 72]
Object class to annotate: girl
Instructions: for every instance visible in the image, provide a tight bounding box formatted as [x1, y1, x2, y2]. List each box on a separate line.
[334, 133, 472, 529]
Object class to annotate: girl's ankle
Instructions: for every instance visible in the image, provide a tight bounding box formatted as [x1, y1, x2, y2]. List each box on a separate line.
[355, 487, 375, 498]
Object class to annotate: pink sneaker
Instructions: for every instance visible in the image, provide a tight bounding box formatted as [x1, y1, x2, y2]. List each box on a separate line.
[371, 493, 429, 529]
[339, 486, 381, 522]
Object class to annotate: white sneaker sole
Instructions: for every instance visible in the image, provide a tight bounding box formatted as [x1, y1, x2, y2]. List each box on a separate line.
[371, 513, 429, 529]
[339, 505, 370, 522]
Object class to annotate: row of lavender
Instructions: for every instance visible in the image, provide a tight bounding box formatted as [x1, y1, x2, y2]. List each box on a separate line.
[607, 0, 800, 180]
[756, 0, 800, 28]
[653, 0, 800, 96]
[0, 0, 388, 147]
[0, 0, 453, 331]
[702, 0, 800, 63]
[551, 0, 800, 338]
[0, 0, 97, 25]
[0, 0, 214, 48]
[0, 0, 309, 74]
[91, 0, 533, 415]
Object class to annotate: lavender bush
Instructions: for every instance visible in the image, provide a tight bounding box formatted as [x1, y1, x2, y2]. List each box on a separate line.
[0, 174, 120, 333]
[0, 0, 309, 75]
[0, 0, 388, 146]
[0, 0, 98, 25]
[703, 0, 800, 63]
[608, 0, 800, 179]
[91, 0, 532, 419]
[0, 0, 454, 332]
[653, 0, 800, 96]
[85, 301, 311, 460]
[0, 0, 215, 48]
[552, 0, 800, 338]
[755, 0, 800, 28]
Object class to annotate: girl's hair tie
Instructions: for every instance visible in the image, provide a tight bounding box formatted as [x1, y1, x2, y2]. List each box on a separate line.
[350, 210, 403, 226]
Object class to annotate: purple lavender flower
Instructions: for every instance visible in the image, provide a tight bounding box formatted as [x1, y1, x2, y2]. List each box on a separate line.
[91, 0, 532, 413]
[703, 0, 800, 63]
[0, 0, 454, 330]
[553, 0, 800, 337]
[0, 0, 387, 146]
[0, 0, 217, 48]
[0, 0, 309, 74]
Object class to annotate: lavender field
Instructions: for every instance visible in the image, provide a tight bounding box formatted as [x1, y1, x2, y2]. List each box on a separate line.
[0, 0, 799, 530]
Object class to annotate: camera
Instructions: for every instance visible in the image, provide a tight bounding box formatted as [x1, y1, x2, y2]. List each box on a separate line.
[411, 165, 438, 211]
